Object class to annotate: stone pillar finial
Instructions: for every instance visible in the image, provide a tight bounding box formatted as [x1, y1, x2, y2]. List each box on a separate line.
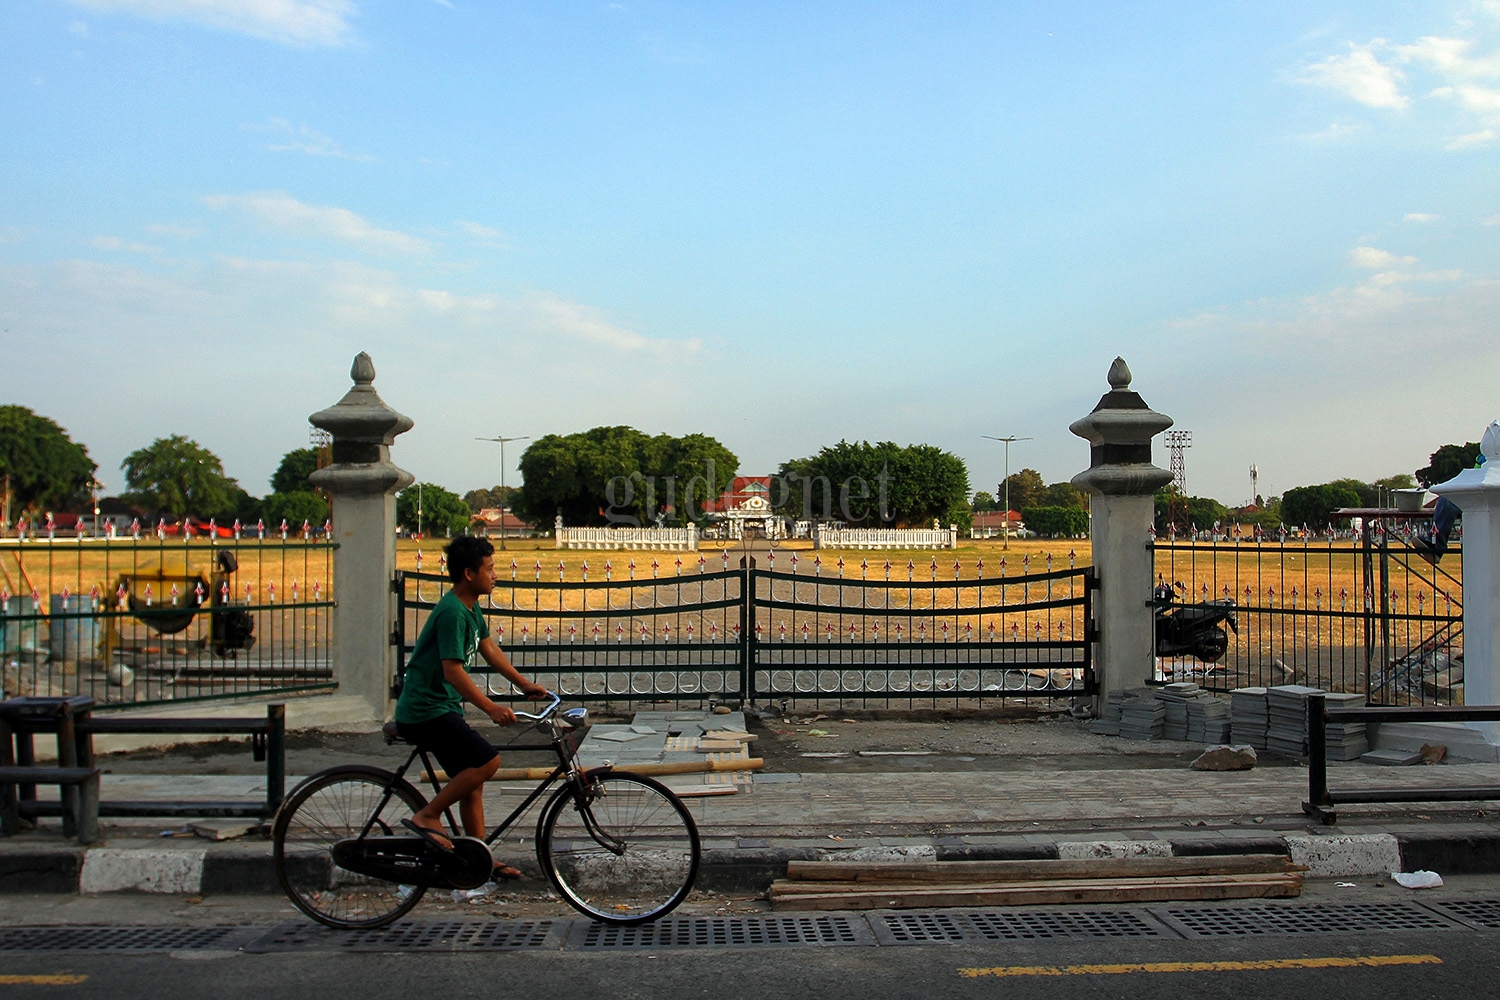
[1069, 358, 1174, 708]
[309, 353, 414, 720]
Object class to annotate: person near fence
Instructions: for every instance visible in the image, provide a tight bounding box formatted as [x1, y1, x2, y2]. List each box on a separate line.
[1413, 452, 1486, 565]
[394, 536, 548, 879]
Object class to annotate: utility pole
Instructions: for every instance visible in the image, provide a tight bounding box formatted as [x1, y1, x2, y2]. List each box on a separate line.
[416, 483, 422, 538]
[475, 434, 529, 550]
[982, 434, 1032, 550]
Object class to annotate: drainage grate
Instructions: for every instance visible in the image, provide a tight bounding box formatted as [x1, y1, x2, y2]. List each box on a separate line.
[1427, 899, 1500, 929]
[570, 915, 872, 949]
[873, 909, 1164, 945]
[1160, 903, 1456, 938]
[0, 926, 246, 953]
[242, 919, 563, 953]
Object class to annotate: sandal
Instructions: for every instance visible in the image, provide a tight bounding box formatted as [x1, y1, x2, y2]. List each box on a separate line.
[492, 862, 523, 882]
[401, 818, 455, 854]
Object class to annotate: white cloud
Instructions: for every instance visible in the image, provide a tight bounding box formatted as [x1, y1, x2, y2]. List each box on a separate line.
[0, 227, 23, 244]
[146, 222, 204, 238]
[251, 118, 373, 161]
[455, 220, 509, 248]
[1447, 127, 1498, 149]
[1485, 214, 1500, 226]
[61, 0, 355, 47]
[517, 291, 700, 355]
[202, 192, 430, 254]
[1403, 213, 1440, 222]
[1349, 245, 1417, 269]
[1397, 35, 1500, 78]
[89, 235, 159, 253]
[68, 19, 88, 34]
[1300, 42, 1409, 109]
[1304, 121, 1363, 142]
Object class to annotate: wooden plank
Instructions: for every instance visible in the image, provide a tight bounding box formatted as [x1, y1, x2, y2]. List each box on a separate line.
[665, 786, 739, 798]
[770, 872, 1301, 897]
[769, 875, 1303, 911]
[785, 855, 1301, 883]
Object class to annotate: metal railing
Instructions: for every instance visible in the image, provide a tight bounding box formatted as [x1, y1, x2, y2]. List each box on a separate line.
[0, 533, 335, 708]
[1151, 517, 1461, 704]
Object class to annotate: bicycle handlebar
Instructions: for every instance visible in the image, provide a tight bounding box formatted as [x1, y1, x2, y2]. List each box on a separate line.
[510, 691, 562, 723]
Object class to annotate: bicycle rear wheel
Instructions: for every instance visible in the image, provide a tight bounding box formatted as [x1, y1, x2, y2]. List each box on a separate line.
[538, 771, 699, 924]
[273, 765, 430, 929]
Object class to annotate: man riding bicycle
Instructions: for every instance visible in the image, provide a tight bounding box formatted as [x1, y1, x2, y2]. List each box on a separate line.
[394, 535, 549, 879]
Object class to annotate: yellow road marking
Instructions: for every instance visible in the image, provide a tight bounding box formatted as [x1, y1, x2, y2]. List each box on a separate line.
[959, 954, 1443, 978]
[0, 974, 89, 985]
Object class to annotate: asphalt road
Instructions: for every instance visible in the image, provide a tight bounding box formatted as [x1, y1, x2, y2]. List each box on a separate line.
[0, 929, 1488, 1000]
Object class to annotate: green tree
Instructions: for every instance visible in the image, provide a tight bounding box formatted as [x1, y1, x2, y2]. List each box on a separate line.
[1154, 487, 1229, 533]
[970, 490, 998, 512]
[262, 491, 329, 530]
[777, 441, 970, 528]
[270, 448, 319, 494]
[397, 482, 474, 536]
[0, 405, 97, 518]
[1021, 506, 1090, 537]
[1416, 442, 1481, 487]
[1280, 482, 1362, 530]
[998, 468, 1046, 513]
[120, 435, 240, 520]
[1041, 481, 1086, 509]
[514, 427, 739, 527]
[463, 485, 518, 513]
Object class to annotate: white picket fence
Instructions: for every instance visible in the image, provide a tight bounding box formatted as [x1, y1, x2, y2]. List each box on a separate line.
[813, 525, 958, 549]
[555, 524, 699, 551]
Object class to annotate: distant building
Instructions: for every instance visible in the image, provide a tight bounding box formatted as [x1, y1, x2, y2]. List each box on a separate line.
[701, 476, 784, 540]
[970, 510, 1024, 539]
[471, 508, 537, 538]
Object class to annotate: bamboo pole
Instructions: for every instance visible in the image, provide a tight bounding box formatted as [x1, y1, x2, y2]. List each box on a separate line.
[424, 757, 764, 784]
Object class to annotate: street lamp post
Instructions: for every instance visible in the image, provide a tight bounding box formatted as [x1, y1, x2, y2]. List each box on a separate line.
[982, 434, 1033, 550]
[475, 434, 529, 550]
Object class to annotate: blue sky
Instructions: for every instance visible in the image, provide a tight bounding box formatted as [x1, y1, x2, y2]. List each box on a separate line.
[2, 1, 1498, 507]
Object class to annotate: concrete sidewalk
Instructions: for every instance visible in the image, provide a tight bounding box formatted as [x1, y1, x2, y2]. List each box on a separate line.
[6, 741, 1500, 894]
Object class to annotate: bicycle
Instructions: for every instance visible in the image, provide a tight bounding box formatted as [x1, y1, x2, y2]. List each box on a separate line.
[272, 694, 700, 929]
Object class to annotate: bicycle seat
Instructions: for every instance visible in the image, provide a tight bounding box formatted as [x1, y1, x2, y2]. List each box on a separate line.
[382, 721, 415, 746]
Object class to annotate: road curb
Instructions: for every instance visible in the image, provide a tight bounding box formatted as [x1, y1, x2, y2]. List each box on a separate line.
[6, 829, 1499, 895]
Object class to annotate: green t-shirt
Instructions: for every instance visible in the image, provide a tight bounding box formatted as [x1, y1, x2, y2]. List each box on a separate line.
[395, 590, 490, 724]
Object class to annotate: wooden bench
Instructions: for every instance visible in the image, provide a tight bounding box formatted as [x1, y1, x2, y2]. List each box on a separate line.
[0, 696, 100, 844]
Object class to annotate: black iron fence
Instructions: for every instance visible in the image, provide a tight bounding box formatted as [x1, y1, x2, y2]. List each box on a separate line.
[1150, 516, 1462, 704]
[395, 550, 1095, 709]
[0, 533, 335, 709]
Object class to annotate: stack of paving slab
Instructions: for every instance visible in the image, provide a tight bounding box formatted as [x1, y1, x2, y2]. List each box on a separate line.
[1086, 690, 1131, 736]
[1230, 687, 1269, 749]
[1186, 695, 1232, 744]
[1321, 691, 1369, 761]
[1156, 682, 1201, 741]
[1266, 685, 1324, 757]
[1119, 689, 1166, 740]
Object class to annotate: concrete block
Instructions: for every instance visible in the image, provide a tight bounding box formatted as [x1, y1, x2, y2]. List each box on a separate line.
[1285, 833, 1401, 876]
[828, 844, 937, 863]
[79, 848, 206, 894]
[1056, 839, 1172, 860]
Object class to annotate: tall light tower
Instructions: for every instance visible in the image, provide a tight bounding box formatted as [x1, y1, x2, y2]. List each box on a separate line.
[1164, 430, 1192, 494]
[982, 434, 1032, 549]
[475, 434, 529, 549]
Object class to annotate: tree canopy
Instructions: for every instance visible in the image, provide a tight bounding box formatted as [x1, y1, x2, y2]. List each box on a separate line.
[514, 427, 739, 527]
[271, 448, 319, 494]
[1041, 481, 1086, 510]
[1280, 482, 1362, 529]
[1416, 442, 1481, 487]
[776, 440, 970, 528]
[1023, 506, 1090, 537]
[120, 435, 240, 520]
[463, 485, 518, 513]
[997, 468, 1046, 512]
[396, 482, 471, 536]
[0, 405, 97, 517]
[970, 490, 998, 512]
[1154, 486, 1229, 533]
[262, 491, 329, 530]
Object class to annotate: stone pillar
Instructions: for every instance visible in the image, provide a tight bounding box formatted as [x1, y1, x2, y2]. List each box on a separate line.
[1431, 420, 1500, 740]
[1069, 358, 1174, 705]
[308, 353, 414, 720]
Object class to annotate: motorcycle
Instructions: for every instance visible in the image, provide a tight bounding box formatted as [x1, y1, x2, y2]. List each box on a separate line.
[1153, 581, 1237, 662]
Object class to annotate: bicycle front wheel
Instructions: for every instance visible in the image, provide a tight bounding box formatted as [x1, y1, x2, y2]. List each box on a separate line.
[273, 765, 430, 929]
[538, 772, 700, 924]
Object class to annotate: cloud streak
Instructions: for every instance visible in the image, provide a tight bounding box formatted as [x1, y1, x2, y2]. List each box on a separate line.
[252, 118, 373, 161]
[62, 0, 356, 47]
[202, 192, 430, 254]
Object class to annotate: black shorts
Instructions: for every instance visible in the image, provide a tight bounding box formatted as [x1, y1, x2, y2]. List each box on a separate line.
[395, 712, 498, 776]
